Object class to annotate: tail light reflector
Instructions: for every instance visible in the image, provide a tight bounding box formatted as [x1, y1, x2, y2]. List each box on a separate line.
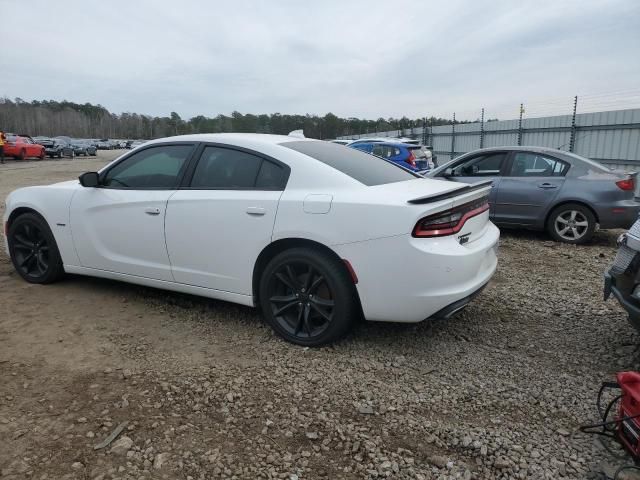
[406, 150, 416, 168]
[616, 177, 635, 191]
[413, 196, 490, 238]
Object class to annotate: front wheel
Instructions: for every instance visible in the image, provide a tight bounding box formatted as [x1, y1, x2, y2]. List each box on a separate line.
[19, 149, 26, 160]
[546, 203, 596, 244]
[8, 213, 65, 284]
[259, 248, 358, 346]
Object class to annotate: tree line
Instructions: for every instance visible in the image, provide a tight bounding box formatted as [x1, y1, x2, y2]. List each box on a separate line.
[0, 97, 463, 140]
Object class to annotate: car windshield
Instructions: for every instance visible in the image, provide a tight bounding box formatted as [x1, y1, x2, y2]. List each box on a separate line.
[282, 140, 419, 186]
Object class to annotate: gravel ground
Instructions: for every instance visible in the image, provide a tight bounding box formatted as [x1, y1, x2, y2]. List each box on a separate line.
[1, 153, 639, 479]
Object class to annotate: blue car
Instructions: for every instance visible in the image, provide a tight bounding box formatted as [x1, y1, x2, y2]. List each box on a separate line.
[348, 141, 432, 172]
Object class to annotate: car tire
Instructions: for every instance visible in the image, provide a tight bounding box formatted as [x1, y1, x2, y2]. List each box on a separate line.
[19, 149, 26, 160]
[258, 247, 358, 346]
[546, 203, 596, 244]
[39, 151, 45, 160]
[8, 213, 65, 284]
[58, 152, 63, 159]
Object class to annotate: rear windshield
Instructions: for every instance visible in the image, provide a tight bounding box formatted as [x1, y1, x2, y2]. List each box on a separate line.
[282, 141, 419, 186]
[562, 151, 611, 172]
[409, 146, 427, 159]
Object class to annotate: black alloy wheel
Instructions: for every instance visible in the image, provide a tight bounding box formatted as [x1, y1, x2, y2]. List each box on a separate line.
[259, 248, 357, 346]
[8, 213, 64, 284]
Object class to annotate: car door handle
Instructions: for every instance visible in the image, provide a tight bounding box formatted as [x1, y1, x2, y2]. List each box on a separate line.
[246, 207, 266, 216]
[144, 207, 161, 216]
[538, 183, 558, 189]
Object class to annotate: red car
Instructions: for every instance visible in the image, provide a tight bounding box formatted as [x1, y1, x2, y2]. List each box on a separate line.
[4, 134, 45, 160]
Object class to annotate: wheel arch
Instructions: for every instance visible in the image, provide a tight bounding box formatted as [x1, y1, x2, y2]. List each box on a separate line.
[252, 237, 362, 309]
[6, 206, 47, 230]
[544, 200, 599, 227]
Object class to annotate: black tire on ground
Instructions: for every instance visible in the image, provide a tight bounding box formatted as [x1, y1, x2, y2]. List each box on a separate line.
[19, 149, 26, 160]
[58, 152, 63, 159]
[546, 203, 596, 244]
[8, 213, 65, 284]
[258, 247, 358, 346]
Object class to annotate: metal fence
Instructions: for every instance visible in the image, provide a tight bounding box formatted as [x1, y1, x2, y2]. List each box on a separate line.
[339, 107, 640, 171]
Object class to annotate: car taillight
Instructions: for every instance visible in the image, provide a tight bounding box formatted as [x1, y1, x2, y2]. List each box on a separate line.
[406, 150, 416, 167]
[616, 177, 635, 191]
[412, 196, 490, 238]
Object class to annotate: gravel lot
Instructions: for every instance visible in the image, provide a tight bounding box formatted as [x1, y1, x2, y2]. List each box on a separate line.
[0, 152, 638, 480]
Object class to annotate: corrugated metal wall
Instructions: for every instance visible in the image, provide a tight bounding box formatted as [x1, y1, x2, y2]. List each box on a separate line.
[339, 108, 640, 170]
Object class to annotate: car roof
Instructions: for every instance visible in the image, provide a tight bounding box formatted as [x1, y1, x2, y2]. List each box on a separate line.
[145, 133, 315, 148]
[458, 146, 571, 155]
[353, 140, 414, 147]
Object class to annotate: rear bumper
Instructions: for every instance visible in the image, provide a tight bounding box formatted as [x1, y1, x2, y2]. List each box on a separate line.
[429, 282, 487, 319]
[333, 222, 499, 323]
[596, 201, 640, 229]
[604, 270, 640, 332]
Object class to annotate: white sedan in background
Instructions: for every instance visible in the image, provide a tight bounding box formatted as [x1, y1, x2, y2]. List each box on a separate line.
[3, 134, 499, 346]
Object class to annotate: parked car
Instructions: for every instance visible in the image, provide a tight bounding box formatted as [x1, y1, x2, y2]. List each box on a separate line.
[427, 146, 640, 244]
[605, 218, 640, 333]
[70, 140, 97, 156]
[3, 134, 45, 160]
[3, 134, 499, 346]
[37, 138, 74, 158]
[349, 141, 434, 172]
[129, 140, 148, 149]
[96, 139, 115, 150]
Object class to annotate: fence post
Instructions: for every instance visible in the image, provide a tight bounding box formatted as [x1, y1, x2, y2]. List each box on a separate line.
[451, 113, 456, 159]
[569, 95, 578, 152]
[422, 117, 427, 145]
[517, 103, 524, 146]
[480, 108, 485, 149]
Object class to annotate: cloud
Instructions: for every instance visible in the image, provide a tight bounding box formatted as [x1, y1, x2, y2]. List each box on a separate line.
[1, 0, 638, 121]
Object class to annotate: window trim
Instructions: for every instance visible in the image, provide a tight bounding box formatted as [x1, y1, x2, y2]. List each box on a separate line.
[179, 142, 291, 191]
[98, 142, 198, 190]
[504, 150, 571, 178]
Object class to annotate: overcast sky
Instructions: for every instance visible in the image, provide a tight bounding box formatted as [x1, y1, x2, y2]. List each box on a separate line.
[2, 0, 639, 120]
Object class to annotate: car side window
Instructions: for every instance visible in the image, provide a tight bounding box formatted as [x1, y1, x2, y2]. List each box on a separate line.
[454, 153, 506, 177]
[190, 146, 273, 189]
[103, 145, 193, 189]
[372, 145, 384, 157]
[508, 152, 569, 177]
[255, 160, 286, 189]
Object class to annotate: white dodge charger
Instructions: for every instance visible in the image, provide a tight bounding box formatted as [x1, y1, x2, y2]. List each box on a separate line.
[3, 134, 499, 346]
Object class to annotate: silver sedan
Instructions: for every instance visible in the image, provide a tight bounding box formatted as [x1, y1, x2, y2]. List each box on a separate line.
[427, 146, 640, 243]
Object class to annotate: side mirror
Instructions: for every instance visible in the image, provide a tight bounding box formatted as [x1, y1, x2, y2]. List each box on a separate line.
[443, 167, 454, 177]
[79, 171, 100, 187]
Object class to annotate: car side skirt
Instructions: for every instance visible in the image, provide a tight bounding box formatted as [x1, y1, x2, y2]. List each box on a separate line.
[64, 265, 255, 307]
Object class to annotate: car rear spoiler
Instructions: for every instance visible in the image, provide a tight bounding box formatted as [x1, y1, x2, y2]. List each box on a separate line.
[407, 180, 493, 205]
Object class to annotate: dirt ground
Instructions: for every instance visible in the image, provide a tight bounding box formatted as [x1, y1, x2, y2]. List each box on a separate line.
[0, 152, 638, 480]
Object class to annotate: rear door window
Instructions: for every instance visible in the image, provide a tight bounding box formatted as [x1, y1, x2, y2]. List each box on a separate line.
[282, 141, 418, 186]
[189, 146, 288, 190]
[508, 152, 569, 177]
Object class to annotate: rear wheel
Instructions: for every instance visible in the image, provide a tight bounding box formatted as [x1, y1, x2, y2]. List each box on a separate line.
[19, 149, 26, 160]
[259, 248, 357, 346]
[39, 150, 45, 160]
[546, 203, 596, 244]
[8, 213, 64, 284]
